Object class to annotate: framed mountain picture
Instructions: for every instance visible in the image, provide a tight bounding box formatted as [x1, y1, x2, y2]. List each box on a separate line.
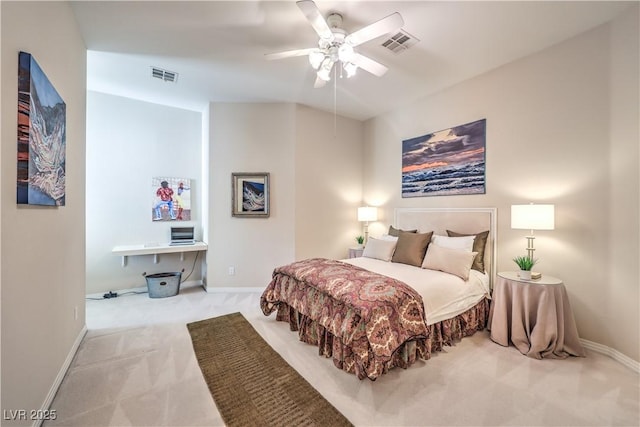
[232, 172, 270, 218]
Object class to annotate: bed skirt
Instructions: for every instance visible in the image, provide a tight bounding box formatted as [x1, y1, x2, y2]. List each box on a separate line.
[274, 297, 490, 379]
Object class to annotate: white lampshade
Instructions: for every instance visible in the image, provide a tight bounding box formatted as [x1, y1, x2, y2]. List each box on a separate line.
[338, 44, 355, 62]
[308, 50, 324, 70]
[511, 204, 555, 230]
[316, 58, 333, 81]
[343, 62, 357, 78]
[358, 206, 378, 222]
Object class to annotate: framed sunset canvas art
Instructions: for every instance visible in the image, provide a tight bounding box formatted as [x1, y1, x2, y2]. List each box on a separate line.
[402, 119, 486, 198]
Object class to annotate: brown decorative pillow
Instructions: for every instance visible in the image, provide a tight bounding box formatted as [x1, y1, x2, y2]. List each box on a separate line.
[388, 225, 418, 237]
[391, 231, 433, 267]
[446, 230, 489, 272]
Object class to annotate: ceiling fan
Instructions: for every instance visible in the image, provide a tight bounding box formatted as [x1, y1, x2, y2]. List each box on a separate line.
[266, 0, 404, 88]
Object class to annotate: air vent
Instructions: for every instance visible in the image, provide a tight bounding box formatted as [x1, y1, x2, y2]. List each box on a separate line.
[381, 29, 419, 54]
[151, 66, 178, 83]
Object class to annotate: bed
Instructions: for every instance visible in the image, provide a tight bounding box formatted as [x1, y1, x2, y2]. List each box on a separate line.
[260, 207, 497, 380]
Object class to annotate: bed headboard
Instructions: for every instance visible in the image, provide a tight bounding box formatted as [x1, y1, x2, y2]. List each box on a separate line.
[394, 207, 497, 288]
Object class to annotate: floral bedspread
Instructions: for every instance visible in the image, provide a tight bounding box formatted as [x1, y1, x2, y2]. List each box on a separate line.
[260, 258, 430, 380]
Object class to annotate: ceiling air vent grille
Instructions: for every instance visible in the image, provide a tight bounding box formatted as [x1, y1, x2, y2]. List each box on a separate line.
[381, 30, 419, 54]
[151, 67, 178, 83]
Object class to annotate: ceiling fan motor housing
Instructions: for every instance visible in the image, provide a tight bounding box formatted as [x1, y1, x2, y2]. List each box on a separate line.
[326, 13, 343, 29]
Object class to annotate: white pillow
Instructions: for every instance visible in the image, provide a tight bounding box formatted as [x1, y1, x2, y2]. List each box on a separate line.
[422, 244, 478, 281]
[378, 234, 399, 242]
[362, 237, 397, 262]
[431, 234, 475, 252]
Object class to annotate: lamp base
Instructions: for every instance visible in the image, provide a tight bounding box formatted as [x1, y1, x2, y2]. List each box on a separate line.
[525, 235, 536, 260]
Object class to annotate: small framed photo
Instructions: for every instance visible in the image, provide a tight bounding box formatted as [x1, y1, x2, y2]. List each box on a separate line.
[232, 172, 270, 218]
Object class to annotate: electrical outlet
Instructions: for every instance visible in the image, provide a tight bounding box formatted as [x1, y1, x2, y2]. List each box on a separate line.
[228, 266, 235, 276]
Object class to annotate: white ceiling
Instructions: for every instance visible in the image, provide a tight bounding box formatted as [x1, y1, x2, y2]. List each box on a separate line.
[72, 1, 632, 121]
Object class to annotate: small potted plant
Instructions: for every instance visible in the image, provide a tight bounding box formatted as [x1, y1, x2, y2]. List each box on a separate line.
[513, 255, 537, 280]
[355, 235, 364, 248]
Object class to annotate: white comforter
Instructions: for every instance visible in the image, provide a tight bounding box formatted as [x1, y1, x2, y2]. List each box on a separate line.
[342, 257, 491, 325]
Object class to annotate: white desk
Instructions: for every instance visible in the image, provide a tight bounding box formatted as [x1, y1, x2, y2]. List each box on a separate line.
[112, 242, 208, 266]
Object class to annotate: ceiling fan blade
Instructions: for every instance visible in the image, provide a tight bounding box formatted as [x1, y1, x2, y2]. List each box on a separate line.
[313, 76, 327, 89]
[345, 12, 404, 47]
[296, 0, 334, 41]
[265, 48, 317, 60]
[351, 53, 389, 77]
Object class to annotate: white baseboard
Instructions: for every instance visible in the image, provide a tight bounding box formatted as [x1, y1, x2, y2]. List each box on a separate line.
[34, 325, 87, 427]
[580, 338, 640, 373]
[205, 286, 264, 293]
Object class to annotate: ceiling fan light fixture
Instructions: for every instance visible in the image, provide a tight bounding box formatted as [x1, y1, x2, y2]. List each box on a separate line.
[343, 62, 358, 78]
[338, 44, 354, 62]
[309, 50, 325, 69]
[317, 58, 333, 81]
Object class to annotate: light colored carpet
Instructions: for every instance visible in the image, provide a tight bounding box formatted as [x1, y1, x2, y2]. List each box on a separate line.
[46, 285, 640, 426]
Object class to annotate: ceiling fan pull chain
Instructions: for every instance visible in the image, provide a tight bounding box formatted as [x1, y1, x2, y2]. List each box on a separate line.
[333, 66, 337, 137]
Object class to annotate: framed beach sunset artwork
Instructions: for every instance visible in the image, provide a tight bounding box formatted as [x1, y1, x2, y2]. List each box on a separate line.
[402, 119, 486, 198]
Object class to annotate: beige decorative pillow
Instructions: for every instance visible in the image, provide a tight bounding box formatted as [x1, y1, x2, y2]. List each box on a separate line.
[388, 225, 418, 237]
[391, 231, 433, 267]
[422, 244, 478, 281]
[432, 234, 475, 252]
[447, 230, 489, 273]
[362, 237, 397, 262]
[379, 234, 399, 242]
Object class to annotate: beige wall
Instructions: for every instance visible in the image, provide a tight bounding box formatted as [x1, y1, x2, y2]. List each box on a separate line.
[1, 1, 87, 423]
[363, 9, 639, 362]
[294, 105, 364, 260]
[207, 103, 363, 288]
[606, 6, 639, 362]
[208, 103, 297, 288]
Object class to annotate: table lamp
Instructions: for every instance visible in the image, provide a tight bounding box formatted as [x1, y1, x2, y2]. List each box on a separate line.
[511, 204, 554, 278]
[358, 206, 378, 245]
[511, 204, 555, 258]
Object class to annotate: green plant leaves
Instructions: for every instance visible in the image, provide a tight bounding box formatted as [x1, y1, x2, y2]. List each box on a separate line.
[513, 255, 537, 271]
